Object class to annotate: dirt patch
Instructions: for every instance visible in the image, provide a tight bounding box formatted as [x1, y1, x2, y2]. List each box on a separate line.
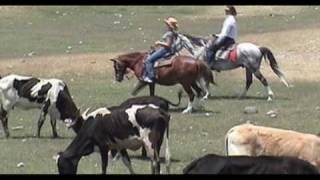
[0, 27, 320, 82]
[185, 6, 305, 21]
[0, 53, 119, 79]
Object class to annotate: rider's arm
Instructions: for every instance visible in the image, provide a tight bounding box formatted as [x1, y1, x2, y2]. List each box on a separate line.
[155, 32, 174, 48]
[155, 40, 171, 48]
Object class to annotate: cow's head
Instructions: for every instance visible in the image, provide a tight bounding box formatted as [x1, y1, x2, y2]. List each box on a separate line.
[110, 58, 127, 82]
[65, 109, 84, 134]
[56, 152, 78, 175]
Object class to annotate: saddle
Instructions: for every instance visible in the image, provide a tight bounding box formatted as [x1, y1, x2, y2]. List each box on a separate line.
[146, 49, 175, 68]
[215, 43, 238, 63]
[154, 58, 173, 68]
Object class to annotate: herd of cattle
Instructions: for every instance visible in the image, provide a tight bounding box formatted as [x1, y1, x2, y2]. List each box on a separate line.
[0, 73, 320, 174]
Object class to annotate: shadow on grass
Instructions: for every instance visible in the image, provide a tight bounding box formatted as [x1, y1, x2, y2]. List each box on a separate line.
[169, 107, 220, 114]
[208, 95, 290, 101]
[7, 135, 73, 140]
[129, 155, 181, 163]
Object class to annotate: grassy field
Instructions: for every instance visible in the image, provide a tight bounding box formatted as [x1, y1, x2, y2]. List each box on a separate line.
[1, 6, 320, 174]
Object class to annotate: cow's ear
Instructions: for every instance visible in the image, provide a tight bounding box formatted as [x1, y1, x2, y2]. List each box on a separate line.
[110, 58, 118, 63]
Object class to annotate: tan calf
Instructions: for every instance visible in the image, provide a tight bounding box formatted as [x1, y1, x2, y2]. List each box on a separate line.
[225, 123, 320, 169]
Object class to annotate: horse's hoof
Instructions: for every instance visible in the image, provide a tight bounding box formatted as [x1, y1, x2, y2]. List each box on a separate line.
[267, 97, 273, 102]
[182, 109, 192, 114]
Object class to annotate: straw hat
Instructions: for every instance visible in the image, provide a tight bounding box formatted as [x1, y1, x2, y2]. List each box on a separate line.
[164, 17, 179, 30]
[225, 6, 237, 16]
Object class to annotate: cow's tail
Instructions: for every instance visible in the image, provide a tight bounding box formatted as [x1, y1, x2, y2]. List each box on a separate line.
[225, 131, 230, 156]
[164, 88, 182, 107]
[164, 114, 171, 174]
[259, 47, 289, 87]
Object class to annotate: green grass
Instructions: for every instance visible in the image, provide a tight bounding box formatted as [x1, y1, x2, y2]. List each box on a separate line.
[0, 6, 319, 59]
[1, 74, 320, 174]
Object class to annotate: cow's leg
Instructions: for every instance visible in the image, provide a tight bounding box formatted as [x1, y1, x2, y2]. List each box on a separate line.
[119, 149, 135, 174]
[253, 70, 274, 101]
[149, 83, 155, 96]
[240, 68, 253, 98]
[153, 142, 161, 174]
[181, 83, 195, 114]
[37, 102, 50, 138]
[36, 110, 46, 137]
[142, 132, 157, 174]
[0, 107, 9, 138]
[50, 116, 58, 138]
[141, 147, 147, 158]
[149, 129, 162, 174]
[98, 144, 109, 174]
[164, 128, 171, 174]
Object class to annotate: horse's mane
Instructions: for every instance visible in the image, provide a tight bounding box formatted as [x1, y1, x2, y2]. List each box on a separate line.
[182, 33, 209, 47]
[118, 51, 148, 62]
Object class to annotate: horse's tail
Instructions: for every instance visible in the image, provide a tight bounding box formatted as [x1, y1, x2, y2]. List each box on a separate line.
[259, 47, 289, 87]
[199, 60, 216, 86]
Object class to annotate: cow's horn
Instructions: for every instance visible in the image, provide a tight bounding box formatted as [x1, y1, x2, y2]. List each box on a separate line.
[82, 108, 91, 120]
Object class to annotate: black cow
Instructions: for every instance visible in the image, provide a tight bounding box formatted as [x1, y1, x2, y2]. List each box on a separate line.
[118, 89, 182, 111]
[183, 154, 319, 174]
[0, 74, 83, 138]
[56, 104, 171, 174]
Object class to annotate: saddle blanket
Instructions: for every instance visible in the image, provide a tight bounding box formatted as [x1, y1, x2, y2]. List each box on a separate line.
[215, 44, 238, 63]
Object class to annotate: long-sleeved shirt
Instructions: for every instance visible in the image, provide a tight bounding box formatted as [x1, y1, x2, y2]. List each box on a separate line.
[217, 15, 237, 40]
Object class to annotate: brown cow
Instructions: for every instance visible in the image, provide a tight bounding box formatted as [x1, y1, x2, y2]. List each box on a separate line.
[225, 123, 320, 169]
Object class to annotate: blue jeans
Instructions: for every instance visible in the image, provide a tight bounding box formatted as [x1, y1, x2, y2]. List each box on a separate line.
[144, 47, 170, 80]
[207, 36, 235, 64]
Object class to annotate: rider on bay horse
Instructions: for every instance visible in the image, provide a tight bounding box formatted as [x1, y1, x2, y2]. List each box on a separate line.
[207, 6, 238, 66]
[142, 17, 179, 83]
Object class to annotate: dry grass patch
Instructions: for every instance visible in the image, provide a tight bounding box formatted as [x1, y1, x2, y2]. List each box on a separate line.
[1, 27, 320, 82]
[0, 53, 120, 79]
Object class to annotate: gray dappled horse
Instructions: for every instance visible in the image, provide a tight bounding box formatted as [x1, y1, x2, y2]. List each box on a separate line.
[177, 33, 290, 101]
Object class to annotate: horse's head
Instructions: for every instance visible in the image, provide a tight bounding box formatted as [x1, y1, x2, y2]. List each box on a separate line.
[110, 57, 127, 82]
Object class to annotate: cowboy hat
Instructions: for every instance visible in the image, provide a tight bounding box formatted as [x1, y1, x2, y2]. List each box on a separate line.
[164, 17, 179, 30]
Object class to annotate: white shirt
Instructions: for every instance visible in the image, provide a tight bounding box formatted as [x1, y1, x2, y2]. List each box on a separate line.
[217, 15, 237, 40]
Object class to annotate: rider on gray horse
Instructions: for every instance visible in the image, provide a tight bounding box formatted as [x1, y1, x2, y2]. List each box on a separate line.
[207, 6, 238, 66]
[143, 17, 179, 83]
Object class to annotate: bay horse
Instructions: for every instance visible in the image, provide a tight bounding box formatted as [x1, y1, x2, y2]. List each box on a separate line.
[110, 51, 214, 114]
[179, 33, 290, 101]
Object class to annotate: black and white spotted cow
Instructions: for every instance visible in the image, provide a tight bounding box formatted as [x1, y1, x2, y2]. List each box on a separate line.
[56, 104, 171, 174]
[0, 74, 83, 138]
[110, 90, 181, 158]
